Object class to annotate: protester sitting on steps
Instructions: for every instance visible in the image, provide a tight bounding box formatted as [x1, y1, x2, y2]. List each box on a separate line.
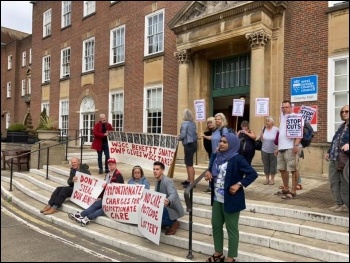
[68, 158, 124, 226]
[40, 157, 90, 215]
[153, 161, 185, 235]
[127, 165, 150, 189]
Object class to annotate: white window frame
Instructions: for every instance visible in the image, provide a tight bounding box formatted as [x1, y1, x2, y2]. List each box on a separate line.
[82, 37, 95, 72]
[327, 55, 349, 141]
[42, 55, 51, 82]
[144, 9, 164, 56]
[61, 47, 71, 78]
[6, 112, 11, 129]
[144, 86, 163, 133]
[8, 55, 12, 70]
[29, 49, 32, 64]
[61, 1, 72, 28]
[59, 99, 69, 135]
[21, 79, 26, 96]
[110, 92, 124, 131]
[27, 78, 32, 94]
[328, 1, 347, 7]
[6, 82, 11, 98]
[22, 51, 26, 67]
[83, 1, 96, 17]
[42, 102, 50, 116]
[110, 25, 125, 65]
[43, 9, 52, 37]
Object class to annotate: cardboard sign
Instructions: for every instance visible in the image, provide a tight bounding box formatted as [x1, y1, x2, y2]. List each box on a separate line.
[137, 189, 165, 245]
[102, 184, 145, 224]
[255, 98, 269, 116]
[285, 114, 303, 138]
[194, 99, 206, 121]
[71, 172, 105, 209]
[232, 99, 245, 116]
[293, 105, 318, 132]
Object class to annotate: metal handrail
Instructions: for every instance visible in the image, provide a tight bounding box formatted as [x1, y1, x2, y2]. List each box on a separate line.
[183, 170, 207, 259]
[6, 135, 86, 191]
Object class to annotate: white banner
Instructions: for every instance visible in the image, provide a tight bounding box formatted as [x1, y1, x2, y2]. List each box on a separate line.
[71, 172, 105, 209]
[137, 189, 166, 245]
[102, 184, 145, 224]
[108, 132, 178, 174]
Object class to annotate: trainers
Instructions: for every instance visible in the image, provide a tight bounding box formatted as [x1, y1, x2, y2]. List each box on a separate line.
[68, 211, 83, 221]
[329, 205, 341, 211]
[80, 216, 91, 226]
[334, 205, 349, 213]
[181, 180, 190, 185]
[98, 169, 103, 174]
[203, 188, 211, 193]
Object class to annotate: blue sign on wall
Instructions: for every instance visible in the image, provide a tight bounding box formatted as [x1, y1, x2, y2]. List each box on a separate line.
[290, 75, 318, 102]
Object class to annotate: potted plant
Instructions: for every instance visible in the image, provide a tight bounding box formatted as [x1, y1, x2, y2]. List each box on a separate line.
[7, 122, 28, 143]
[36, 109, 60, 141]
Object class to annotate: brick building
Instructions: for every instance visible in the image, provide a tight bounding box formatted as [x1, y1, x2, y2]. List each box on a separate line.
[1, 1, 349, 175]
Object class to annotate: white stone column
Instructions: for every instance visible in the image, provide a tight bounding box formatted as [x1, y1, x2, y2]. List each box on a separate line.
[245, 29, 270, 135]
[174, 50, 191, 163]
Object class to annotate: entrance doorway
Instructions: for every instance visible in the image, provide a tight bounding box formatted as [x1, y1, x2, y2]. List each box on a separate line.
[80, 96, 96, 145]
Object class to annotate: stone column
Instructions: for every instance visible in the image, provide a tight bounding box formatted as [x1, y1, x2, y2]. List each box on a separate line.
[245, 29, 270, 135]
[174, 50, 191, 163]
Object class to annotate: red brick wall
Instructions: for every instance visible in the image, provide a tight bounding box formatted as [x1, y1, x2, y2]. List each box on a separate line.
[284, 1, 328, 142]
[30, 1, 186, 136]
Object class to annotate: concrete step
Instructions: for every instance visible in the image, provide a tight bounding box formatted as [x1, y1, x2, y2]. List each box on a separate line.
[1, 165, 349, 262]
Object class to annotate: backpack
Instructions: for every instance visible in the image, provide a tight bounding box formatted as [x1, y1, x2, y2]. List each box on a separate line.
[301, 122, 314, 148]
[219, 127, 235, 136]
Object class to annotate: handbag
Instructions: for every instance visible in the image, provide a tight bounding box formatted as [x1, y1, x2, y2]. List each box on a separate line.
[254, 127, 266, 151]
[337, 151, 349, 171]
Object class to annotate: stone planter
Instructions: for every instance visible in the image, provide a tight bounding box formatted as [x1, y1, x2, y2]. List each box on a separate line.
[6, 131, 28, 143]
[37, 130, 60, 141]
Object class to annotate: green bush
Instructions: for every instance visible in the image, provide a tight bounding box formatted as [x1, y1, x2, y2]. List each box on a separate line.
[7, 122, 27, 132]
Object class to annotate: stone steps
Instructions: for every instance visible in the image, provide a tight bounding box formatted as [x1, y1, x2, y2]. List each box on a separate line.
[1, 164, 349, 262]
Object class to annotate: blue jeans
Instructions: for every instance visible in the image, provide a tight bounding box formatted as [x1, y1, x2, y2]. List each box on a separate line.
[81, 199, 104, 220]
[162, 208, 175, 227]
[97, 143, 110, 171]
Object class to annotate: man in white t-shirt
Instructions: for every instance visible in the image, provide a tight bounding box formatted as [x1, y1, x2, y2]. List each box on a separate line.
[275, 100, 302, 199]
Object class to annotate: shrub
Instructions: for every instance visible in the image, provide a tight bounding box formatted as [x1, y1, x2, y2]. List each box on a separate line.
[7, 122, 27, 132]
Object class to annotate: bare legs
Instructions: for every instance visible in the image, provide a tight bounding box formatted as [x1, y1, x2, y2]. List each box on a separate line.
[186, 166, 195, 184]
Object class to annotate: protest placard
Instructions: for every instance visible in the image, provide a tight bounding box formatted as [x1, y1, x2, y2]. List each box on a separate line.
[232, 99, 245, 116]
[70, 172, 105, 209]
[255, 98, 269, 116]
[285, 114, 303, 138]
[138, 189, 165, 245]
[294, 105, 318, 131]
[102, 184, 145, 224]
[194, 99, 206, 121]
[108, 132, 178, 174]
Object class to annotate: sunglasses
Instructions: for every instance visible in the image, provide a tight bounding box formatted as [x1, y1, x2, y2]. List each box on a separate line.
[340, 110, 349, 114]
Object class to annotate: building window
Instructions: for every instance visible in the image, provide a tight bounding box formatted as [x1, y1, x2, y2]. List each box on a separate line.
[110, 25, 125, 65]
[42, 55, 51, 82]
[6, 112, 11, 129]
[62, 1, 71, 28]
[60, 100, 69, 135]
[29, 49, 32, 64]
[42, 102, 50, 116]
[84, 1, 95, 17]
[28, 78, 31, 94]
[111, 92, 124, 131]
[43, 9, 52, 37]
[83, 37, 95, 72]
[6, 82, 11, 98]
[212, 55, 251, 90]
[145, 87, 162, 133]
[145, 9, 164, 56]
[21, 80, 26, 96]
[22, 51, 26, 67]
[328, 56, 349, 141]
[8, 55, 12, 70]
[61, 47, 71, 78]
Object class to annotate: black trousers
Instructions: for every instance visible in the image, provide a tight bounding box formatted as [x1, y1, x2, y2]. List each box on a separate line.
[48, 186, 73, 208]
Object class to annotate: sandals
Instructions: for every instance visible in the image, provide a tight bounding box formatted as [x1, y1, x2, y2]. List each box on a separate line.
[275, 189, 290, 195]
[281, 192, 297, 199]
[263, 180, 269, 185]
[206, 253, 225, 262]
[296, 184, 303, 190]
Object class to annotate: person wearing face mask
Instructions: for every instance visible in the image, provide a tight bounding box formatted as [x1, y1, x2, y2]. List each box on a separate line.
[325, 105, 349, 213]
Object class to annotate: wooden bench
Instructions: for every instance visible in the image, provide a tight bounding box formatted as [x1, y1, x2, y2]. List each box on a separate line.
[1, 149, 31, 171]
